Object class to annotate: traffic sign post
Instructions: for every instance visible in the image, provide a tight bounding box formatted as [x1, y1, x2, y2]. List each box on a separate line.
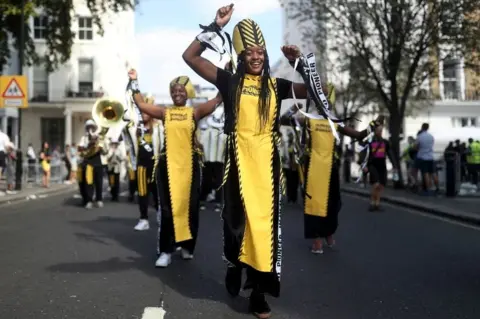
[0, 76, 28, 108]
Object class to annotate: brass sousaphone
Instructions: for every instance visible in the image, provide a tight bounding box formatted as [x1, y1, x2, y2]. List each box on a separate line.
[91, 98, 126, 131]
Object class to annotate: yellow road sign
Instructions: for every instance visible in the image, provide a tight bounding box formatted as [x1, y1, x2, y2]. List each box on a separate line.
[0, 75, 28, 108]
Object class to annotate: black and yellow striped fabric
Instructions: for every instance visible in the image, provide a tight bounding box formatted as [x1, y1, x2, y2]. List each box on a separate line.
[170, 76, 196, 99]
[232, 19, 266, 55]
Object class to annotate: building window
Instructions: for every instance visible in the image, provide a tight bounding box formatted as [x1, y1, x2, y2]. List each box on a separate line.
[33, 16, 47, 39]
[78, 59, 93, 92]
[78, 17, 93, 40]
[41, 118, 65, 150]
[442, 58, 460, 99]
[452, 117, 478, 128]
[33, 60, 48, 101]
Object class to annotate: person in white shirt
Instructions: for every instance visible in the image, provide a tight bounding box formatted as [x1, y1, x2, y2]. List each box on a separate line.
[107, 137, 126, 201]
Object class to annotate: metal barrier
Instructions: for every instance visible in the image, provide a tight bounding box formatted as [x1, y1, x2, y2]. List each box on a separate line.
[1, 161, 69, 186]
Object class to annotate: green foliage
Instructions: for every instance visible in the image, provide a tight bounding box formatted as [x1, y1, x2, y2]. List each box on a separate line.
[0, 0, 137, 73]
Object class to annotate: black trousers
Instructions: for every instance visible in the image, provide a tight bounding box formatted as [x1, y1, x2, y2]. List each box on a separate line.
[64, 160, 71, 181]
[77, 165, 88, 205]
[284, 168, 299, 203]
[108, 170, 120, 201]
[137, 162, 158, 219]
[83, 164, 104, 202]
[211, 162, 224, 202]
[127, 168, 137, 200]
[200, 162, 214, 201]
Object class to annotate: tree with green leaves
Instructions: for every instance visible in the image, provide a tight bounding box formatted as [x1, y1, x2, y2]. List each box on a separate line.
[287, 0, 480, 185]
[0, 0, 137, 73]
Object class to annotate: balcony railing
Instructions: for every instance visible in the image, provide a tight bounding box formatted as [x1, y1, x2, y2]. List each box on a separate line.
[434, 88, 480, 101]
[66, 91, 104, 98]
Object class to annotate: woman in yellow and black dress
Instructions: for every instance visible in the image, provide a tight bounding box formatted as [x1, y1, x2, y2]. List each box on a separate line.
[127, 70, 222, 268]
[39, 141, 51, 188]
[281, 104, 382, 254]
[183, 5, 310, 318]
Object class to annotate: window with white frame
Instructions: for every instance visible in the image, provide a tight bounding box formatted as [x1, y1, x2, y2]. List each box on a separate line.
[442, 58, 460, 99]
[33, 16, 47, 39]
[78, 17, 93, 40]
[451, 117, 478, 128]
[78, 59, 93, 92]
[33, 59, 48, 100]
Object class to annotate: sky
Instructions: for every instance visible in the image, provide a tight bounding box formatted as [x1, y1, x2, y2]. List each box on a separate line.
[134, 0, 284, 96]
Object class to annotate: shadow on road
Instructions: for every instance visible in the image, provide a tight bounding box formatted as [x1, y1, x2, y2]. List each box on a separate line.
[46, 213, 250, 316]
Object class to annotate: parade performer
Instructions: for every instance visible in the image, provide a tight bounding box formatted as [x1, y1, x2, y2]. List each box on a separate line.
[134, 104, 162, 231]
[182, 4, 311, 317]
[78, 119, 108, 209]
[282, 105, 382, 254]
[107, 137, 125, 201]
[127, 69, 222, 268]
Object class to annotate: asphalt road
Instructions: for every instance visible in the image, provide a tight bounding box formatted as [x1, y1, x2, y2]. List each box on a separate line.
[0, 190, 479, 319]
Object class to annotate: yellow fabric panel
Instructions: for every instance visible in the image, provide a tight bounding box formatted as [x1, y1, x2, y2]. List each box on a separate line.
[305, 119, 336, 217]
[232, 19, 266, 55]
[139, 132, 152, 144]
[165, 106, 195, 242]
[128, 168, 136, 181]
[137, 166, 148, 197]
[41, 161, 50, 172]
[109, 174, 115, 186]
[85, 164, 94, 185]
[77, 167, 83, 182]
[236, 75, 277, 272]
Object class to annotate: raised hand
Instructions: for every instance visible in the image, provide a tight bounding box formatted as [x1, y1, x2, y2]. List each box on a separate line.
[128, 69, 137, 81]
[215, 4, 234, 28]
[281, 45, 301, 61]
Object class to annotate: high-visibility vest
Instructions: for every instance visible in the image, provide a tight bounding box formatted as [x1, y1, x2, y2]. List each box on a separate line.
[472, 141, 480, 164]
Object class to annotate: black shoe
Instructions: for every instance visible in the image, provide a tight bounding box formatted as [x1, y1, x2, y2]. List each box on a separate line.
[225, 266, 242, 297]
[249, 291, 271, 319]
[368, 204, 377, 212]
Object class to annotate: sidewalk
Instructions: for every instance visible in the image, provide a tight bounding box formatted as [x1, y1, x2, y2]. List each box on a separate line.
[341, 182, 480, 225]
[0, 182, 76, 206]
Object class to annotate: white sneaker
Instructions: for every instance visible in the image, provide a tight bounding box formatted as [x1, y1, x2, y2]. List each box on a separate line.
[181, 248, 194, 260]
[155, 253, 171, 267]
[134, 219, 150, 231]
[96, 201, 104, 208]
[85, 202, 93, 209]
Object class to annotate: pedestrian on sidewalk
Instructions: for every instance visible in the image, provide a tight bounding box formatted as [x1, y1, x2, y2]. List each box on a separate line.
[5, 142, 17, 194]
[39, 142, 51, 188]
[366, 123, 398, 211]
[413, 123, 439, 195]
[64, 145, 72, 184]
[0, 129, 9, 195]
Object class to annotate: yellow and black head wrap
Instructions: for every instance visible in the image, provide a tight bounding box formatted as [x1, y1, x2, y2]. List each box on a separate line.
[170, 76, 196, 99]
[232, 19, 266, 55]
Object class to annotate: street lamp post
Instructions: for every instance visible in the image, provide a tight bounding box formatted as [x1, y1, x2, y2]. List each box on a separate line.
[15, 0, 26, 191]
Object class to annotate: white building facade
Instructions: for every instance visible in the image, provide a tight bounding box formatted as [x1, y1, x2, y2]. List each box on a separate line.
[274, 0, 480, 153]
[1, 0, 137, 151]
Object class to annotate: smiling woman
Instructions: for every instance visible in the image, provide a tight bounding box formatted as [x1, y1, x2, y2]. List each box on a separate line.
[126, 69, 223, 268]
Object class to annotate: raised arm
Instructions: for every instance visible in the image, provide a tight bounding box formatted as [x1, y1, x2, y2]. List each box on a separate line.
[194, 91, 223, 121]
[182, 4, 234, 85]
[127, 69, 167, 120]
[279, 103, 306, 126]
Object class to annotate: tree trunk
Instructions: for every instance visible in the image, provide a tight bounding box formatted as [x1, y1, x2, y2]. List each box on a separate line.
[388, 113, 404, 188]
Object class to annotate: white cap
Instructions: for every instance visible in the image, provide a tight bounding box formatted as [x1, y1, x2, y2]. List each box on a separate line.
[85, 119, 96, 127]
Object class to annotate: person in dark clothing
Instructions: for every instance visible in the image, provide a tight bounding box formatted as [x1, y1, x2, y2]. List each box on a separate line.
[367, 124, 397, 211]
[283, 132, 299, 203]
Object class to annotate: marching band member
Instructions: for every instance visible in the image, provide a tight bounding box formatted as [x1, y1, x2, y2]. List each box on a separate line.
[134, 96, 162, 231]
[78, 119, 108, 209]
[127, 70, 222, 268]
[76, 144, 88, 205]
[107, 137, 126, 201]
[183, 5, 311, 317]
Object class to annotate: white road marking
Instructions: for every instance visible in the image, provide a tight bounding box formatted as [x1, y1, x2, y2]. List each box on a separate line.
[347, 193, 480, 231]
[141, 307, 166, 319]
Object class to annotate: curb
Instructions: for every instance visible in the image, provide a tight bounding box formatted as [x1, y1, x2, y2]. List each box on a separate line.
[0, 185, 77, 207]
[341, 187, 480, 226]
